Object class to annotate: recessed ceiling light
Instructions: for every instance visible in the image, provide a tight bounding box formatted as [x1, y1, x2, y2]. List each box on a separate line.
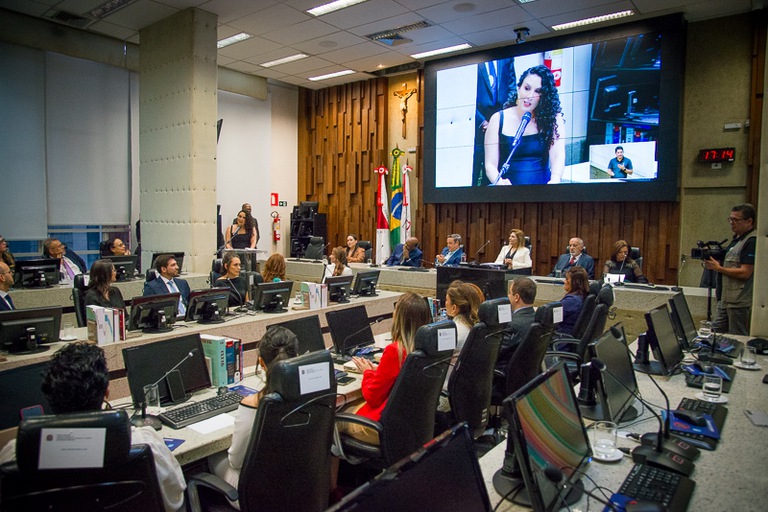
[453, 3, 476, 13]
[411, 43, 472, 59]
[552, 10, 634, 31]
[308, 0, 368, 17]
[518, 0, 536, 4]
[260, 54, 309, 67]
[217, 33, 252, 49]
[308, 70, 355, 81]
[90, 0, 138, 18]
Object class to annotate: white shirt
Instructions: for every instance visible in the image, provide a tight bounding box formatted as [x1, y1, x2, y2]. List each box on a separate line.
[324, 263, 353, 280]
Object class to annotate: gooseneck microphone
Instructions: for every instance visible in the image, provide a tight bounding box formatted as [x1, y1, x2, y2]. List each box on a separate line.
[471, 240, 491, 265]
[223, 278, 243, 307]
[494, 111, 532, 185]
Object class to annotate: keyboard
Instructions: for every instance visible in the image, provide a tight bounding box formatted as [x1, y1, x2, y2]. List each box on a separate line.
[617, 464, 695, 512]
[159, 391, 242, 429]
[715, 334, 744, 353]
[685, 363, 736, 393]
[672, 397, 728, 450]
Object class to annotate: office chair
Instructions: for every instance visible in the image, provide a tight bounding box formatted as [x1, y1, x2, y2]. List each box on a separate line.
[72, 274, 88, 327]
[565, 280, 602, 342]
[335, 319, 456, 469]
[145, 268, 159, 282]
[186, 350, 337, 512]
[630, 246, 643, 269]
[304, 236, 326, 260]
[209, 258, 223, 284]
[436, 298, 507, 439]
[0, 410, 164, 512]
[358, 240, 372, 261]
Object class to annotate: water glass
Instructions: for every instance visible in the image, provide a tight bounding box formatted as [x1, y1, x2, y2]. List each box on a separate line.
[698, 320, 712, 339]
[702, 375, 722, 402]
[62, 322, 75, 340]
[590, 421, 618, 458]
[143, 383, 162, 416]
[741, 346, 757, 367]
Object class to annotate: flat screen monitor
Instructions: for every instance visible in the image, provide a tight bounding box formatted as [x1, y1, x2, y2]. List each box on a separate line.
[501, 363, 591, 511]
[298, 201, 319, 218]
[150, 252, 185, 274]
[252, 280, 293, 313]
[324, 275, 353, 303]
[0, 361, 51, 430]
[104, 254, 138, 281]
[328, 424, 492, 512]
[640, 304, 684, 376]
[128, 292, 180, 333]
[352, 269, 380, 297]
[122, 333, 211, 407]
[185, 287, 230, 324]
[13, 258, 61, 288]
[581, 324, 640, 423]
[0, 306, 62, 354]
[668, 292, 698, 350]
[326, 305, 374, 356]
[272, 314, 326, 355]
[436, 266, 506, 305]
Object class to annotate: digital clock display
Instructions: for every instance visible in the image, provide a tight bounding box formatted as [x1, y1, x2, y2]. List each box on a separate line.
[698, 148, 735, 163]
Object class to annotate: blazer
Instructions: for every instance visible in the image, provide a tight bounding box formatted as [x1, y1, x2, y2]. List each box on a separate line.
[495, 306, 536, 370]
[143, 277, 191, 306]
[0, 294, 13, 311]
[386, 243, 423, 267]
[437, 246, 463, 266]
[493, 245, 532, 269]
[549, 252, 595, 279]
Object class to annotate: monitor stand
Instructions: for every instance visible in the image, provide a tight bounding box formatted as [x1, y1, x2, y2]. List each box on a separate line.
[9, 344, 50, 355]
[633, 361, 664, 375]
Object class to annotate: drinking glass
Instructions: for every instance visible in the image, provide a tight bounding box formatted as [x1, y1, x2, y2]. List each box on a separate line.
[62, 322, 75, 340]
[702, 375, 722, 402]
[698, 320, 712, 339]
[143, 383, 162, 416]
[590, 421, 618, 458]
[741, 346, 757, 367]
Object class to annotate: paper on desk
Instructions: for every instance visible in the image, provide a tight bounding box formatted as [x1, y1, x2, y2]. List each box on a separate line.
[744, 410, 768, 427]
[186, 413, 236, 434]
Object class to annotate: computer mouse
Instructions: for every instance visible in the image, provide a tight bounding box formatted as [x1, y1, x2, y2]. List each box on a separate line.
[673, 409, 708, 427]
[217, 386, 229, 396]
[748, 337, 768, 355]
[625, 500, 666, 512]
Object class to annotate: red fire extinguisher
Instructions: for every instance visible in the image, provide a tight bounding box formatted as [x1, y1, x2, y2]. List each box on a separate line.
[271, 211, 281, 242]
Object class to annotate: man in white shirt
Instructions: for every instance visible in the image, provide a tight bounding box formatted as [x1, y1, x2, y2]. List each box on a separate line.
[143, 254, 190, 317]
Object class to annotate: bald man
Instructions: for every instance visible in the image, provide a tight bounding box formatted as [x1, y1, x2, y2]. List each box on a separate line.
[0, 261, 15, 311]
[386, 237, 423, 267]
[549, 237, 595, 279]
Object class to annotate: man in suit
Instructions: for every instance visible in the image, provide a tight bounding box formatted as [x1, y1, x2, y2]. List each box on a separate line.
[43, 238, 84, 284]
[549, 237, 595, 279]
[143, 254, 190, 317]
[0, 261, 14, 311]
[435, 234, 464, 267]
[495, 277, 537, 371]
[386, 236, 423, 267]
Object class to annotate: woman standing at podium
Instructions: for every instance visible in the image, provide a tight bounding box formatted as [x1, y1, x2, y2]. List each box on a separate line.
[225, 210, 257, 250]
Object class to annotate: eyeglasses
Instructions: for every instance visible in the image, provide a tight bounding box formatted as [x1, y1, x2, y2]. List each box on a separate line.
[727, 216, 746, 223]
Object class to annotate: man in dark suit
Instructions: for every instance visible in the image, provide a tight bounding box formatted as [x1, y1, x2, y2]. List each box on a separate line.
[495, 277, 537, 371]
[549, 237, 595, 279]
[386, 236, 423, 267]
[435, 234, 464, 267]
[143, 254, 190, 317]
[0, 261, 14, 311]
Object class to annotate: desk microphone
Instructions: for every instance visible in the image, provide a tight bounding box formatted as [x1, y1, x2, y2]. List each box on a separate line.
[223, 278, 243, 306]
[342, 317, 384, 356]
[471, 240, 491, 265]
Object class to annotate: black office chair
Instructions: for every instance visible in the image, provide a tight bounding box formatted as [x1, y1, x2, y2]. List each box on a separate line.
[335, 319, 456, 469]
[72, 274, 88, 327]
[437, 298, 506, 439]
[357, 240, 372, 262]
[630, 246, 643, 269]
[304, 236, 326, 260]
[565, 280, 601, 341]
[0, 410, 164, 511]
[209, 258, 223, 285]
[187, 350, 337, 512]
[145, 268, 159, 282]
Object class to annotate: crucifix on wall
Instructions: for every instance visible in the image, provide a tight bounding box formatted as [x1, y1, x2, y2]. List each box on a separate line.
[394, 83, 417, 138]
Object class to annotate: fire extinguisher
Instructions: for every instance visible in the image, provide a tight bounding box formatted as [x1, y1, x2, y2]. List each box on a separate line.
[271, 211, 281, 242]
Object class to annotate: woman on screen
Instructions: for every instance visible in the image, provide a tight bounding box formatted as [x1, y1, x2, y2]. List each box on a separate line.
[345, 234, 366, 263]
[493, 228, 532, 270]
[484, 65, 565, 186]
[324, 246, 353, 280]
[216, 252, 248, 306]
[603, 240, 647, 284]
[225, 210, 257, 250]
[84, 259, 126, 311]
[559, 266, 589, 335]
[262, 253, 286, 282]
[208, 326, 299, 495]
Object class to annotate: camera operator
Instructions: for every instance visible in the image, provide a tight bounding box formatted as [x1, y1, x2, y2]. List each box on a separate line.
[704, 203, 757, 335]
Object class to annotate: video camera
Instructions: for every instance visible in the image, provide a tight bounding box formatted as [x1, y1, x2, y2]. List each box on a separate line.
[690, 239, 727, 261]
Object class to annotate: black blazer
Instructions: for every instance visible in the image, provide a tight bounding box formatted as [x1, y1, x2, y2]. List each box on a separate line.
[495, 306, 536, 371]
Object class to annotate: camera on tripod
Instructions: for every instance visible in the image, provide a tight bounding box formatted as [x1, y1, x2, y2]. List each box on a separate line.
[690, 240, 727, 261]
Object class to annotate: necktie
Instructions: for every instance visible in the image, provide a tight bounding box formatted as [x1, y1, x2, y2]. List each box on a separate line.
[569, 256, 576, 266]
[4, 295, 14, 310]
[167, 280, 186, 316]
[62, 258, 75, 280]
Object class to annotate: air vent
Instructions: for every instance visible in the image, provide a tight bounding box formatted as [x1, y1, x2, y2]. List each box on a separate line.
[44, 9, 96, 29]
[365, 21, 431, 45]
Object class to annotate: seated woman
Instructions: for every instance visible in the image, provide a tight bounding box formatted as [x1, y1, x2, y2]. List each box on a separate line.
[345, 235, 366, 263]
[0, 235, 15, 272]
[603, 240, 647, 284]
[324, 247, 353, 280]
[216, 252, 248, 307]
[207, 326, 299, 502]
[493, 228, 532, 270]
[261, 253, 286, 282]
[84, 259, 126, 311]
[559, 266, 589, 336]
[100, 237, 129, 257]
[225, 210, 257, 250]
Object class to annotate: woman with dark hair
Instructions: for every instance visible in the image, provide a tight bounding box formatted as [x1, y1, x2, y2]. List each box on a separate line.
[262, 253, 286, 282]
[603, 239, 647, 284]
[0, 235, 15, 271]
[100, 237, 129, 257]
[84, 259, 126, 311]
[345, 234, 366, 263]
[208, 326, 299, 494]
[225, 210, 257, 250]
[324, 246, 352, 280]
[484, 65, 565, 185]
[216, 252, 248, 306]
[559, 266, 589, 335]
[493, 228, 532, 270]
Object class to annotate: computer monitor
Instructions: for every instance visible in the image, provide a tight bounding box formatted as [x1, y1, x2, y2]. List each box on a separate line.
[325, 275, 353, 303]
[326, 305, 374, 356]
[122, 333, 211, 407]
[328, 424, 492, 512]
[298, 201, 319, 218]
[185, 287, 230, 324]
[104, 254, 138, 281]
[0, 306, 62, 354]
[436, 266, 506, 305]
[150, 252, 185, 274]
[14, 258, 61, 288]
[668, 292, 698, 350]
[252, 280, 293, 313]
[580, 324, 640, 423]
[499, 363, 591, 511]
[638, 304, 684, 376]
[352, 269, 380, 297]
[0, 361, 51, 430]
[128, 292, 180, 333]
[272, 314, 326, 355]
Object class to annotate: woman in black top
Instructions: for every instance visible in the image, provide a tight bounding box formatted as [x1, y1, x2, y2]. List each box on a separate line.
[225, 210, 257, 249]
[216, 252, 248, 307]
[84, 259, 126, 311]
[603, 240, 647, 284]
